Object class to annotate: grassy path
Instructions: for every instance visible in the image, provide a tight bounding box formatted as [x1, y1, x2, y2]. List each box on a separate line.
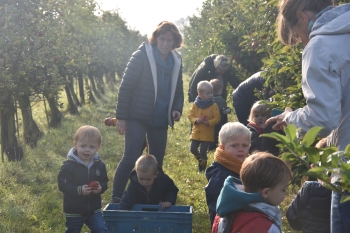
[0, 75, 300, 232]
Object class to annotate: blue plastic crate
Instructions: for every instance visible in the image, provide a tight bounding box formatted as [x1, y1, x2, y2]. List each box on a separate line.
[103, 203, 192, 233]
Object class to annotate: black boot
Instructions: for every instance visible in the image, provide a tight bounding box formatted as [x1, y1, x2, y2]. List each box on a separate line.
[198, 160, 207, 172]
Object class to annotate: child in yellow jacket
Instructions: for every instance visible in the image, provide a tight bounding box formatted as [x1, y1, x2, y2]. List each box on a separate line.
[188, 81, 220, 172]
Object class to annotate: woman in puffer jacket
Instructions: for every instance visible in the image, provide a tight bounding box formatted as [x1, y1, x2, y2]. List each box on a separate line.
[111, 21, 184, 203]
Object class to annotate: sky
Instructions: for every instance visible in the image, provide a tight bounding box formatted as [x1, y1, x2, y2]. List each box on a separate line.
[96, 0, 206, 36]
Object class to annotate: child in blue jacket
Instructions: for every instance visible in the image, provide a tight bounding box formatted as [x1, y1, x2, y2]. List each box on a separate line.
[205, 122, 251, 226]
[212, 152, 292, 233]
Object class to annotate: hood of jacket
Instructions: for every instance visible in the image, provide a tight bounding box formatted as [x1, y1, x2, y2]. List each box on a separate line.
[205, 161, 222, 181]
[67, 147, 99, 169]
[310, 4, 350, 38]
[216, 176, 264, 217]
[205, 161, 242, 183]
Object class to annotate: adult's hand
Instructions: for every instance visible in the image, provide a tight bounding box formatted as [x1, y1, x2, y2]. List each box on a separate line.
[172, 110, 181, 122]
[265, 107, 293, 131]
[116, 119, 126, 135]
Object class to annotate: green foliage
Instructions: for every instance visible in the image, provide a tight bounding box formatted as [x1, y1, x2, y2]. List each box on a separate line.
[0, 0, 146, 148]
[262, 125, 350, 201]
[182, 0, 270, 79]
[0, 0, 145, 105]
[182, 0, 350, 111]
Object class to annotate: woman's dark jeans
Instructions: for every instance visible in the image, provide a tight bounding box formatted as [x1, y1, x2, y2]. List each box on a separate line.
[112, 119, 168, 200]
[331, 185, 350, 232]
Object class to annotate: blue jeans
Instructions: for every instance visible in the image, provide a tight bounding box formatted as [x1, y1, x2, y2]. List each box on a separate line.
[331, 189, 350, 232]
[112, 119, 168, 200]
[65, 212, 107, 233]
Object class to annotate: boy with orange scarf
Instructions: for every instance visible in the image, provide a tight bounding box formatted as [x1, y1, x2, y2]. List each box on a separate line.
[205, 122, 251, 226]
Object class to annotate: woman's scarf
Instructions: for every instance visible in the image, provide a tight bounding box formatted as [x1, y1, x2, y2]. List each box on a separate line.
[152, 45, 174, 77]
[248, 122, 263, 134]
[194, 96, 215, 109]
[150, 45, 174, 127]
[214, 147, 245, 174]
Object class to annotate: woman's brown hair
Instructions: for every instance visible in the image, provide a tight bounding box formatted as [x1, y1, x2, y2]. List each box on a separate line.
[148, 21, 183, 49]
[277, 0, 333, 45]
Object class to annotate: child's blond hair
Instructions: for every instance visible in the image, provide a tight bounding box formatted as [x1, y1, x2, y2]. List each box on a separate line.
[135, 154, 158, 174]
[197, 81, 213, 94]
[74, 125, 102, 145]
[240, 152, 292, 192]
[219, 122, 251, 146]
[248, 101, 271, 123]
[210, 79, 224, 95]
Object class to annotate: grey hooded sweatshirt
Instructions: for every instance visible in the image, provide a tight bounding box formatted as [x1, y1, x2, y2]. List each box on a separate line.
[285, 4, 350, 150]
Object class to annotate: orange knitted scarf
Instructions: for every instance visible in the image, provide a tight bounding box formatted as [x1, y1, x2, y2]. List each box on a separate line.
[214, 148, 245, 174]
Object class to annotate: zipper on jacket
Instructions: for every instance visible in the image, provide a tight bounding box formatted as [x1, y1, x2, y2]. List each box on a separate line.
[87, 167, 90, 213]
[140, 187, 150, 203]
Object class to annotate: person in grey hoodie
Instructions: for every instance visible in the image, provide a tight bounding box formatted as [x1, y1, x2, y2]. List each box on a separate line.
[266, 1, 350, 232]
[58, 125, 109, 233]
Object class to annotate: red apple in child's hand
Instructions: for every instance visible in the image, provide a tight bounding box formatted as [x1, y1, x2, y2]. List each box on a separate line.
[89, 181, 99, 190]
[202, 115, 208, 121]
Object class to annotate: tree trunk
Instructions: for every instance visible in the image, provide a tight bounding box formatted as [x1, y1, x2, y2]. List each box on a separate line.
[110, 70, 117, 84]
[17, 95, 43, 147]
[68, 75, 81, 107]
[78, 70, 85, 104]
[116, 64, 124, 80]
[44, 93, 62, 127]
[64, 84, 79, 115]
[84, 76, 96, 104]
[0, 95, 23, 161]
[88, 88, 97, 104]
[88, 70, 100, 98]
[106, 70, 118, 92]
[95, 67, 105, 94]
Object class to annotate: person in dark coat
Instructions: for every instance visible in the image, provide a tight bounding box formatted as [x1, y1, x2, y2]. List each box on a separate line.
[57, 125, 109, 233]
[188, 54, 240, 103]
[232, 71, 267, 126]
[112, 21, 184, 203]
[118, 154, 178, 210]
[208, 79, 231, 151]
[286, 181, 332, 233]
[205, 122, 251, 226]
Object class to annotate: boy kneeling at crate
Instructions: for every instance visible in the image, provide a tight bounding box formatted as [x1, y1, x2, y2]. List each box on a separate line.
[119, 154, 179, 210]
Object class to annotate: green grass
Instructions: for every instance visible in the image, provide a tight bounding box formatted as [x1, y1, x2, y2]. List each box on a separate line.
[0, 74, 301, 232]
